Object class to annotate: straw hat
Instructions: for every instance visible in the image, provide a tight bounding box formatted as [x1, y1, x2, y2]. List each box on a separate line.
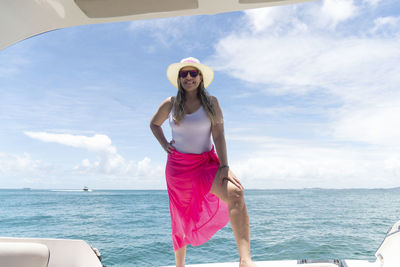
[166, 57, 214, 89]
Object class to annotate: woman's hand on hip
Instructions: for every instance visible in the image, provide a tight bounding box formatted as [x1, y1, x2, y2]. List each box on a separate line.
[164, 140, 175, 154]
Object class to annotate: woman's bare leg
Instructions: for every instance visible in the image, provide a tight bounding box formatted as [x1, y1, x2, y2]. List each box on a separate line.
[174, 245, 186, 267]
[210, 169, 257, 267]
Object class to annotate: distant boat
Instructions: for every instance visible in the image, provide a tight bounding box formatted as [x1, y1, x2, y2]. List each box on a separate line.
[22, 188, 31, 191]
[83, 186, 92, 192]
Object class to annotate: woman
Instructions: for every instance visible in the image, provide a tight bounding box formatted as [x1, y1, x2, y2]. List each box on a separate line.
[150, 57, 256, 267]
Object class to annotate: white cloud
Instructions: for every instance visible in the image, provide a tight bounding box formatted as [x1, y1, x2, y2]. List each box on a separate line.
[319, 0, 358, 29]
[229, 135, 400, 189]
[25, 131, 164, 180]
[210, 0, 400, 187]
[384, 156, 400, 177]
[208, 0, 400, 146]
[244, 7, 279, 32]
[210, 33, 400, 97]
[25, 131, 125, 174]
[243, 0, 358, 34]
[0, 152, 52, 175]
[244, 6, 307, 34]
[371, 16, 400, 35]
[128, 16, 194, 47]
[24, 132, 117, 153]
[362, 0, 382, 7]
[249, 105, 300, 116]
[374, 16, 400, 28]
[332, 105, 400, 146]
[209, 0, 400, 97]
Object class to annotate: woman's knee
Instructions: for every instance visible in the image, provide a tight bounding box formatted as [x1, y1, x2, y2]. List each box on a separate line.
[227, 184, 245, 208]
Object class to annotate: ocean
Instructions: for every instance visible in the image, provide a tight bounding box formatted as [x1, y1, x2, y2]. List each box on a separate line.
[0, 189, 399, 266]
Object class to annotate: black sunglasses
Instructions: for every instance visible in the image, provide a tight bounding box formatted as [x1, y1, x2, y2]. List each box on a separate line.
[179, 69, 200, 78]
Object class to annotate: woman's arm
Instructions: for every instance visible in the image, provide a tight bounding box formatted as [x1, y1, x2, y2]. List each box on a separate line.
[150, 97, 175, 153]
[211, 96, 243, 190]
[211, 96, 228, 166]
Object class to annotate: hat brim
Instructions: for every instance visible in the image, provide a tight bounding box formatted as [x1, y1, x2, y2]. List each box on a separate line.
[167, 62, 214, 89]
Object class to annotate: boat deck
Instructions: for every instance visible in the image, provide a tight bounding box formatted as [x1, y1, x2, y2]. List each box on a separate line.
[162, 260, 380, 267]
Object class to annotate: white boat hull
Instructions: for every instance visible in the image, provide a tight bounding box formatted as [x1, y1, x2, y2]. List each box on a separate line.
[1, 220, 399, 267]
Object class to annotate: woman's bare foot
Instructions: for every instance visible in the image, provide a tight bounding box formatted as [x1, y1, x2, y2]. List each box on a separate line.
[240, 259, 258, 267]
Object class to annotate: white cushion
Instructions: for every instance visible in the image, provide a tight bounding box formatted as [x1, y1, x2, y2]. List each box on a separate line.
[0, 242, 49, 267]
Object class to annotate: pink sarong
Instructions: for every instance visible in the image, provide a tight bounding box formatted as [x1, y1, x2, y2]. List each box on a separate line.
[165, 146, 229, 251]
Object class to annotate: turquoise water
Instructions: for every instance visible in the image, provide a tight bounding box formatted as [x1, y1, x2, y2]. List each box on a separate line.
[0, 189, 399, 266]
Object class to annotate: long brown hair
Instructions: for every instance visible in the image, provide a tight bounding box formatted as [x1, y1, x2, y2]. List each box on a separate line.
[173, 77, 217, 125]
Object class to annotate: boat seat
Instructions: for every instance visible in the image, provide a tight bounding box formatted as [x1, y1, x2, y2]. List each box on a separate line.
[0, 237, 103, 267]
[375, 220, 400, 267]
[0, 242, 50, 267]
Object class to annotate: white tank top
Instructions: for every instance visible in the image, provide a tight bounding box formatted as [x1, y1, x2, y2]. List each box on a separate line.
[169, 104, 212, 154]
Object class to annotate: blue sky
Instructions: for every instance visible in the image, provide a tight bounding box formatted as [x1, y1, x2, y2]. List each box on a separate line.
[1, 0, 400, 189]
